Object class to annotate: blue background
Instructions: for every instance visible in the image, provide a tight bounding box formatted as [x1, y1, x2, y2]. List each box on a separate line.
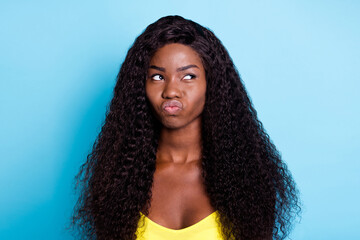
[1, 1, 359, 239]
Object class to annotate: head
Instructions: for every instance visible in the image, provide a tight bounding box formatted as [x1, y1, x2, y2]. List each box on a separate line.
[73, 15, 300, 240]
[114, 15, 241, 131]
[146, 43, 207, 129]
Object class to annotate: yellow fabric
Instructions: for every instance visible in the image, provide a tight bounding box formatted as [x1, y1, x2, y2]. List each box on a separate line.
[136, 211, 224, 240]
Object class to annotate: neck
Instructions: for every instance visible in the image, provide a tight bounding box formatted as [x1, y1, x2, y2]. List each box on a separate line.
[156, 118, 202, 164]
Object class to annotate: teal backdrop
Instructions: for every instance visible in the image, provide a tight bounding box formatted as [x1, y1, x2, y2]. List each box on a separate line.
[1, 0, 359, 239]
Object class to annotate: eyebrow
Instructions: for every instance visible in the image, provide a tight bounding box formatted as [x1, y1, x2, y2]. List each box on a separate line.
[149, 64, 199, 72]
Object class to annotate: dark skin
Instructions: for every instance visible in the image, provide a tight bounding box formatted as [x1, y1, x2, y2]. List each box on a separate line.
[145, 43, 215, 230]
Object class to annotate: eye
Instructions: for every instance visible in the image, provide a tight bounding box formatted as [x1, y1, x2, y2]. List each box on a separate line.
[183, 74, 196, 80]
[151, 74, 164, 81]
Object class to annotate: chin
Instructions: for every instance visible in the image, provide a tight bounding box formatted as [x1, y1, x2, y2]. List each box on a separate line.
[158, 114, 202, 130]
[159, 118, 186, 130]
[161, 122, 184, 130]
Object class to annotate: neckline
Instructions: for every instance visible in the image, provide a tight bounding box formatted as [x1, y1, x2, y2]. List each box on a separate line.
[140, 211, 218, 233]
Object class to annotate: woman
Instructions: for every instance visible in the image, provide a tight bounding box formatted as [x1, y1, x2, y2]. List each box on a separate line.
[72, 15, 300, 240]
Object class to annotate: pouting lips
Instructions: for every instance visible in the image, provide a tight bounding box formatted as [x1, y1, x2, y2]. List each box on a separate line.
[162, 100, 183, 114]
[162, 100, 183, 109]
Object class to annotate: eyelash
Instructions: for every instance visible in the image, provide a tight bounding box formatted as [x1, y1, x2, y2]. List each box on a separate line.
[183, 74, 196, 80]
[150, 74, 196, 81]
[150, 74, 164, 81]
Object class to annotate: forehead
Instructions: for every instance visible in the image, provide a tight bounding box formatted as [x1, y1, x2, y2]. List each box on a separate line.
[149, 43, 204, 69]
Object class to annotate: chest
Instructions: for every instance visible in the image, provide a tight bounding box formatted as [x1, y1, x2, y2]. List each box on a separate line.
[145, 162, 215, 230]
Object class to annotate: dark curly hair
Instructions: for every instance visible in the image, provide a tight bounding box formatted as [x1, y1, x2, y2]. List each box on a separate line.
[72, 15, 300, 240]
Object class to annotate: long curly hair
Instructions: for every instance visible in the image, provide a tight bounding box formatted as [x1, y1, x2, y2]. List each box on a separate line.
[72, 15, 300, 240]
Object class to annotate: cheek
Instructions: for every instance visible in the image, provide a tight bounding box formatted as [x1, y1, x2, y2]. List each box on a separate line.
[196, 82, 207, 102]
[146, 86, 160, 112]
[190, 89, 206, 112]
[147, 94, 156, 109]
[197, 86, 207, 112]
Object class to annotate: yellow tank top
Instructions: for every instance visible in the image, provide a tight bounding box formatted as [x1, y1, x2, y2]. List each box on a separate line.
[136, 211, 224, 240]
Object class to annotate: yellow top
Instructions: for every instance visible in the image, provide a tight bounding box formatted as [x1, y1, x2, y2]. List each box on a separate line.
[136, 211, 224, 240]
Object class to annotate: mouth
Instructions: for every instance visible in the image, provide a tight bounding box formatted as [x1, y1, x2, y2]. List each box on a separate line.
[162, 100, 183, 115]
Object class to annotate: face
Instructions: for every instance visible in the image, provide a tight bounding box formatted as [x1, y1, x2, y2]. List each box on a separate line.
[146, 43, 207, 129]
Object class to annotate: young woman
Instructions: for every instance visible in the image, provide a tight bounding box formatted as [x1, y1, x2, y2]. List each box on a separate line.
[72, 15, 300, 240]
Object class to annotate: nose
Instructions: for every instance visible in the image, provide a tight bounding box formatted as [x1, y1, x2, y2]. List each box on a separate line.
[162, 78, 182, 99]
